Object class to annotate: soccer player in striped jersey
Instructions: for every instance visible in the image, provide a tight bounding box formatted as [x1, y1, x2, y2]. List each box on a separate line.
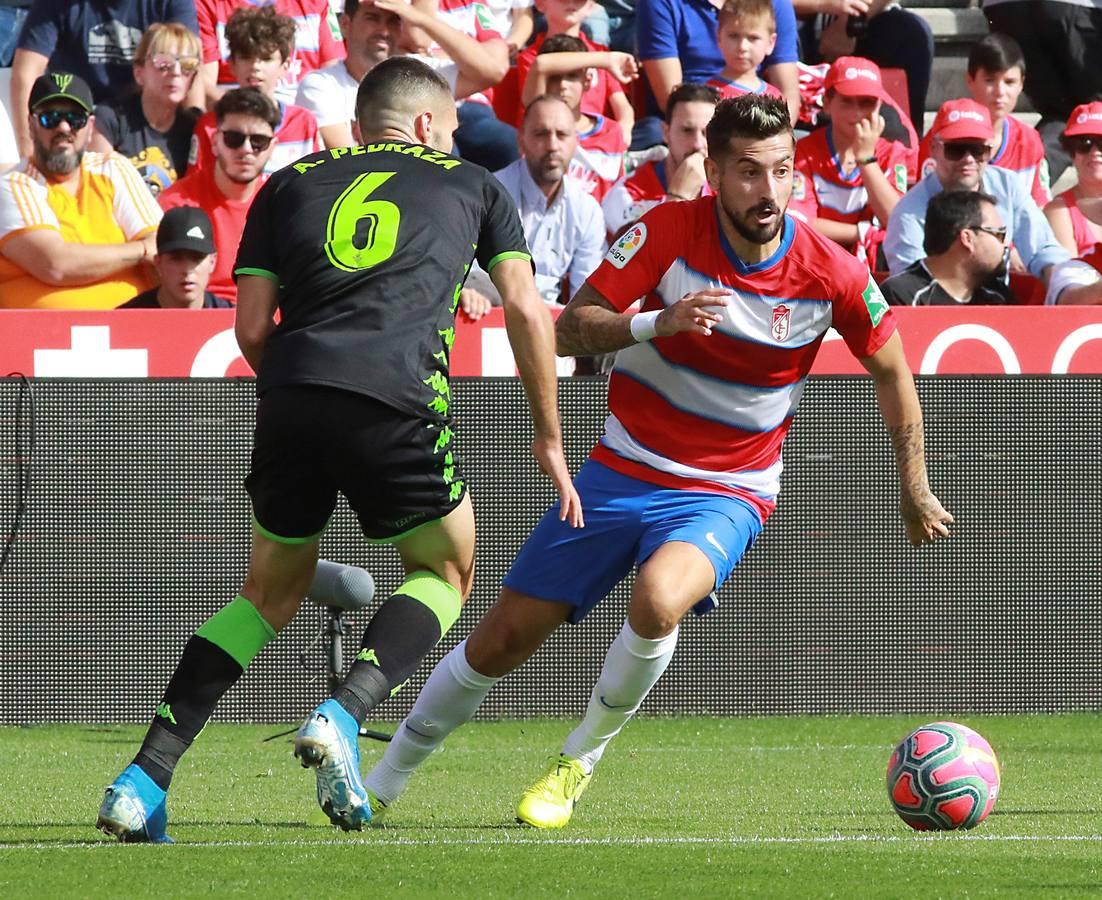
[705, 0, 783, 103]
[361, 94, 954, 829]
[525, 33, 627, 202]
[189, 6, 321, 175]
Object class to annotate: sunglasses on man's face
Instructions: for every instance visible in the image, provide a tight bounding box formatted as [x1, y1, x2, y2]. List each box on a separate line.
[941, 142, 992, 162]
[969, 224, 1008, 242]
[1070, 136, 1102, 155]
[149, 53, 200, 75]
[219, 129, 273, 152]
[35, 109, 89, 130]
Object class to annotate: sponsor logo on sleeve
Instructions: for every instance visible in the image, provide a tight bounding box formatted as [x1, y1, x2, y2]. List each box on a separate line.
[862, 274, 889, 327]
[607, 222, 647, 269]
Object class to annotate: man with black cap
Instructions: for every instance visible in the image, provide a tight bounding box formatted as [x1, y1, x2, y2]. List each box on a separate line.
[0, 71, 163, 309]
[120, 206, 233, 309]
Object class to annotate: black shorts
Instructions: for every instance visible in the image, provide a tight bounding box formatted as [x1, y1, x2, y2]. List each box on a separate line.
[246, 385, 466, 542]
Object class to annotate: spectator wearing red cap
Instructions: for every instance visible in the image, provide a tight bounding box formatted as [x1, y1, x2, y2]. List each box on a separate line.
[884, 97, 1070, 293]
[794, 56, 909, 266]
[917, 34, 1049, 208]
[1044, 103, 1102, 258]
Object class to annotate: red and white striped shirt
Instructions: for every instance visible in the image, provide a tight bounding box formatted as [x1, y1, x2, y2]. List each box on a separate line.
[568, 114, 626, 202]
[197, 0, 345, 104]
[704, 75, 783, 101]
[587, 198, 896, 520]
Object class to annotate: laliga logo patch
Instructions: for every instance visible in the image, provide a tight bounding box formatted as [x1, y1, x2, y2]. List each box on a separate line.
[771, 304, 791, 342]
[607, 222, 647, 270]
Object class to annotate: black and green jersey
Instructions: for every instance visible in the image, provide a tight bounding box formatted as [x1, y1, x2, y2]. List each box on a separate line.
[233, 141, 532, 422]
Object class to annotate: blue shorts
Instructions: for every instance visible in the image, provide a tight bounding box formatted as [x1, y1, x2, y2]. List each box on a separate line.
[504, 460, 764, 623]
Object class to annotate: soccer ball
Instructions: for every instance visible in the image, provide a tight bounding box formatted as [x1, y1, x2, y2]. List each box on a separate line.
[886, 721, 1001, 830]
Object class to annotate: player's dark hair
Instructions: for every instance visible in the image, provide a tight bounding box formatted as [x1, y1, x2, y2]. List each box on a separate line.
[666, 83, 720, 122]
[539, 33, 589, 55]
[924, 190, 998, 255]
[718, 0, 776, 29]
[356, 56, 453, 136]
[225, 6, 297, 62]
[706, 94, 793, 159]
[214, 87, 281, 130]
[967, 33, 1025, 78]
[344, 0, 360, 14]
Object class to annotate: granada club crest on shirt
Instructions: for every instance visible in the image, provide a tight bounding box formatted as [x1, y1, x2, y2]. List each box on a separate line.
[608, 222, 647, 269]
[771, 303, 792, 342]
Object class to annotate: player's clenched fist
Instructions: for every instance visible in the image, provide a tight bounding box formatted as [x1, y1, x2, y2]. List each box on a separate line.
[901, 490, 954, 547]
[656, 289, 731, 337]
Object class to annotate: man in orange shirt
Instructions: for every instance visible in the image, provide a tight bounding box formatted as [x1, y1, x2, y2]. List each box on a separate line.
[0, 72, 162, 309]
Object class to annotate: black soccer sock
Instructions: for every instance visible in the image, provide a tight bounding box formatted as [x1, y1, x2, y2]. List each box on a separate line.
[133, 595, 276, 791]
[332, 571, 462, 725]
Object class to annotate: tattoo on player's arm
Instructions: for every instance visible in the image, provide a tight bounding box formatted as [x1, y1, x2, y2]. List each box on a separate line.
[556, 288, 637, 356]
[888, 422, 929, 494]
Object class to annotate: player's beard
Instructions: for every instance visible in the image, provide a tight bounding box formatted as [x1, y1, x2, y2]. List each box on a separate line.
[723, 197, 785, 245]
[34, 136, 83, 176]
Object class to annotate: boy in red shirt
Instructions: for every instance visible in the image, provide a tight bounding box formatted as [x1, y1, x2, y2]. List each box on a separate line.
[525, 33, 627, 202]
[505, 0, 634, 143]
[917, 33, 1049, 207]
[705, 0, 783, 102]
[794, 57, 908, 266]
[197, 0, 344, 106]
[190, 6, 321, 176]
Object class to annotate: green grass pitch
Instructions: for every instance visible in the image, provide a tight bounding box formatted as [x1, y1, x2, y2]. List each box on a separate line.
[0, 716, 1099, 898]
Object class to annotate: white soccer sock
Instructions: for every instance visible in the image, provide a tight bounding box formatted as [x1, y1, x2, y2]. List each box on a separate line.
[364, 639, 500, 805]
[561, 620, 679, 773]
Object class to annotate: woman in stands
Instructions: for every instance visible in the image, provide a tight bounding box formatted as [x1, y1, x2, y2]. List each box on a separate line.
[1045, 102, 1102, 257]
[89, 23, 202, 198]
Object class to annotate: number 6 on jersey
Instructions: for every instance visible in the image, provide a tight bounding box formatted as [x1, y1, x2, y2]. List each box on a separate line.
[325, 171, 401, 271]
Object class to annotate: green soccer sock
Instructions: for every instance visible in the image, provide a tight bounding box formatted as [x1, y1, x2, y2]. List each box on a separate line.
[332, 571, 462, 724]
[133, 595, 276, 790]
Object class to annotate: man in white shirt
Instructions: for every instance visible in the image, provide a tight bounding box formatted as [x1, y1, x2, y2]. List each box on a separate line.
[296, 0, 508, 149]
[462, 95, 605, 313]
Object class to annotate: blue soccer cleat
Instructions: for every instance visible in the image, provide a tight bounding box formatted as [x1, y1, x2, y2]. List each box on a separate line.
[96, 764, 174, 844]
[293, 699, 372, 831]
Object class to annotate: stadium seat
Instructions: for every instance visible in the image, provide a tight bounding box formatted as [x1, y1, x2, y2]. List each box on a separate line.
[880, 68, 910, 124]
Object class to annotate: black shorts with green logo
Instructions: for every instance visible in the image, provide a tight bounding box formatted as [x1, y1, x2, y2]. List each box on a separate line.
[246, 385, 466, 542]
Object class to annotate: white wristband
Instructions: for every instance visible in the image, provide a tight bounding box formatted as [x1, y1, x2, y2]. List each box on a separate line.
[629, 310, 661, 343]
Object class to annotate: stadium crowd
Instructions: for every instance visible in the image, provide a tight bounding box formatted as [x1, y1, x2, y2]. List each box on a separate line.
[2, 0, 1102, 313]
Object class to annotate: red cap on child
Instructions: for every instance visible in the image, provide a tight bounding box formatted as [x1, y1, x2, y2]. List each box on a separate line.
[823, 57, 889, 102]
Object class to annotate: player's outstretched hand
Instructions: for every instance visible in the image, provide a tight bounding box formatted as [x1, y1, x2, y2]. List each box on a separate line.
[532, 436, 584, 529]
[901, 490, 954, 547]
[656, 289, 731, 337]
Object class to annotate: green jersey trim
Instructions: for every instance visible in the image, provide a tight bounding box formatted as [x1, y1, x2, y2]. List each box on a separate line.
[235, 267, 280, 284]
[485, 250, 533, 273]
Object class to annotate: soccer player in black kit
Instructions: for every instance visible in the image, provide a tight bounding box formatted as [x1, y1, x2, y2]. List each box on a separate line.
[97, 57, 582, 843]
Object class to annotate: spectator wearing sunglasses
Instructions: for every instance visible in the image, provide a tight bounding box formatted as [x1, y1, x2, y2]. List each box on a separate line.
[1044, 103, 1102, 258]
[88, 23, 203, 197]
[189, 7, 321, 176]
[884, 98, 1070, 291]
[881, 190, 1014, 306]
[159, 88, 279, 304]
[9, 0, 199, 161]
[0, 72, 162, 309]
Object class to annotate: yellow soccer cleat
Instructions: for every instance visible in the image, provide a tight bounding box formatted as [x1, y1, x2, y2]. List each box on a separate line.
[516, 755, 592, 829]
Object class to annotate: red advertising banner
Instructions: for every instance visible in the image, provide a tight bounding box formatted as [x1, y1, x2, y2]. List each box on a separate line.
[2, 307, 1102, 377]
